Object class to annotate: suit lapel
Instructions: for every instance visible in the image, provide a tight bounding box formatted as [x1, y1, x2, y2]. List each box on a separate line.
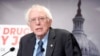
[27, 33, 36, 56]
[46, 29, 56, 56]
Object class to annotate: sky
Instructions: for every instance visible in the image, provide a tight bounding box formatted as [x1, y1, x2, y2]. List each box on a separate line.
[0, 0, 100, 52]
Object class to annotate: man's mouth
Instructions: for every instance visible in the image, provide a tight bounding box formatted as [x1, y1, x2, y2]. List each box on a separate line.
[36, 28, 43, 31]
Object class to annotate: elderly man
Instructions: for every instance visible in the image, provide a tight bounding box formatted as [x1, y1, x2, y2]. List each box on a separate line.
[17, 4, 82, 56]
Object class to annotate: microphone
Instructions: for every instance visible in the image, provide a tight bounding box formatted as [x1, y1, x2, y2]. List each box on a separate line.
[1, 47, 15, 56]
[10, 47, 15, 51]
[41, 48, 45, 52]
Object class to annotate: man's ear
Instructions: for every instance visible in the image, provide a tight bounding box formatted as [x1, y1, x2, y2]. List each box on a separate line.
[49, 19, 52, 26]
[27, 22, 30, 27]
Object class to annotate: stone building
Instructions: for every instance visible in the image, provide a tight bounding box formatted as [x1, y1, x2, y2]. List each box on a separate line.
[72, 0, 100, 56]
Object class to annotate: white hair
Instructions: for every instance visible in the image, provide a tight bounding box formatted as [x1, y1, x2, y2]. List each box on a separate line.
[25, 4, 53, 23]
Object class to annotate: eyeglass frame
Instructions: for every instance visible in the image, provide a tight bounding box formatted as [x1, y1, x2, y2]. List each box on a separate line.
[28, 16, 49, 23]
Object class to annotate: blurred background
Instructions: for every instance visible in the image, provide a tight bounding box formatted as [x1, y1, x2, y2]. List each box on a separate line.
[0, 0, 100, 56]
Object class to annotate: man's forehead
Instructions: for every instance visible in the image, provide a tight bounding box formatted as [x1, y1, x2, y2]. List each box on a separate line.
[29, 8, 47, 18]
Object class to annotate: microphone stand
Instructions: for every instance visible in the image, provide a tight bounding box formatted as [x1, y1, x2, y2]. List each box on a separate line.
[2, 51, 10, 56]
[1, 47, 15, 56]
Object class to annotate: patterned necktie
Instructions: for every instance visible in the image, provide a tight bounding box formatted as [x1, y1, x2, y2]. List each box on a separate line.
[36, 40, 43, 56]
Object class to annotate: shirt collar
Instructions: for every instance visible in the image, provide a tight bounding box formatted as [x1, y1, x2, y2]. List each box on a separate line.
[36, 30, 49, 43]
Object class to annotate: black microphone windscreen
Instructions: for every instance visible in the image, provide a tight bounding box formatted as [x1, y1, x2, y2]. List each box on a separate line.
[10, 47, 15, 51]
[41, 48, 45, 52]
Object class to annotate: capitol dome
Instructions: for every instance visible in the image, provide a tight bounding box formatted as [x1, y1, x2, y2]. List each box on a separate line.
[77, 36, 100, 56]
[72, 0, 100, 56]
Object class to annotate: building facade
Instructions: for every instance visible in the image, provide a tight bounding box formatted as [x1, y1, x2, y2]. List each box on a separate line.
[72, 0, 100, 56]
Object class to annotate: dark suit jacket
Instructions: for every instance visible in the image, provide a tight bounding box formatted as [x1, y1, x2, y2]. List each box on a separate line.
[17, 28, 82, 56]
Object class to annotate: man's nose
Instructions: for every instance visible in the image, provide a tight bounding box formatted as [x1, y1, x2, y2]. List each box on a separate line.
[35, 19, 40, 25]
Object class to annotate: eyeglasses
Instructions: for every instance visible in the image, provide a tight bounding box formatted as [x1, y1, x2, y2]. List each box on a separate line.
[29, 16, 48, 23]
